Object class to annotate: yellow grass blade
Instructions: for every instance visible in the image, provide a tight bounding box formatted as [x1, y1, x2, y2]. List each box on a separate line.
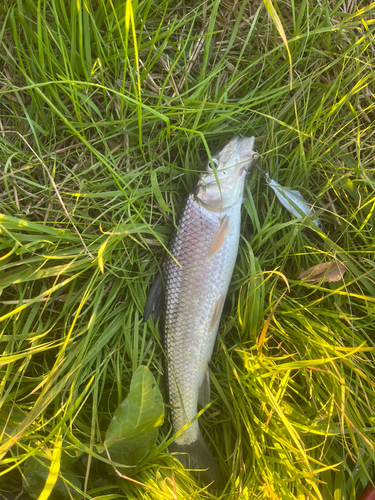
[262, 0, 293, 88]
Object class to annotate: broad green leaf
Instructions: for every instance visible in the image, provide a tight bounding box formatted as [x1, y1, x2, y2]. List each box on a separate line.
[104, 365, 164, 468]
[22, 451, 81, 500]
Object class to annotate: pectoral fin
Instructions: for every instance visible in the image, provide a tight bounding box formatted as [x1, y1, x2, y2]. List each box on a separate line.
[208, 215, 231, 258]
[198, 368, 211, 407]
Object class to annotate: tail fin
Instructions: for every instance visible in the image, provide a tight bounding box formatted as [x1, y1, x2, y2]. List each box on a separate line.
[170, 431, 225, 493]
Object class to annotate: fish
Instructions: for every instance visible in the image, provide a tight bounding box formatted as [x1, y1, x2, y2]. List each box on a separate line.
[255, 163, 320, 226]
[144, 136, 257, 489]
[267, 178, 320, 227]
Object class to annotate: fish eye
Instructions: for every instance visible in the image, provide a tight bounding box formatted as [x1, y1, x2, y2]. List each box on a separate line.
[207, 158, 219, 170]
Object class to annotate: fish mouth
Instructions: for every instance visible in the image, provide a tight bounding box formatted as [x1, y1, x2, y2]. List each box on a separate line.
[234, 136, 256, 174]
[236, 136, 255, 162]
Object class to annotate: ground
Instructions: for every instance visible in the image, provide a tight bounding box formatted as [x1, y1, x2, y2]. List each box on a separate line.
[0, 0, 375, 499]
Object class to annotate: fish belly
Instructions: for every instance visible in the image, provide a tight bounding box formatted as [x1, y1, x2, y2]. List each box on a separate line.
[163, 193, 242, 445]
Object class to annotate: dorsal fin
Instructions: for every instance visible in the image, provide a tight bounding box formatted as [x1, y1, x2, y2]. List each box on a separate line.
[144, 273, 164, 321]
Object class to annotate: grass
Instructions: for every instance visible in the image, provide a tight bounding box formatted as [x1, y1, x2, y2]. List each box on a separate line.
[0, 0, 375, 498]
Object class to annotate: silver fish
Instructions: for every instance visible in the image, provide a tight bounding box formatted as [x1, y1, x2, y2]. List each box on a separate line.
[145, 136, 256, 489]
[256, 165, 320, 227]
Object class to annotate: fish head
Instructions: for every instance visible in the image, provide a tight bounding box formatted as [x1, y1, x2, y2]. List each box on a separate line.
[196, 136, 256, 211]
